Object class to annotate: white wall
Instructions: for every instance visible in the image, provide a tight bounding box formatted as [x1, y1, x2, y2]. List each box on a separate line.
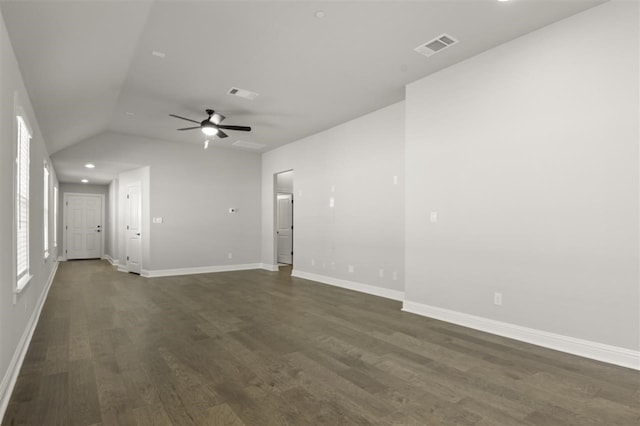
[405, 0, 639, 359]
[276, 170, 294, 193]
[56, 132, 262, 274]
[106, 179, 119, 263]
[0, 7, 59, 418]
[262, 102, 405, 299]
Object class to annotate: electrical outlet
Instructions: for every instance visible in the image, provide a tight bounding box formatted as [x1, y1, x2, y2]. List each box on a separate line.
[392, 271, 398, 281]
[379, 269, 384, 278]
[228, 252, 233, 259]
[311, 259, 315, 266]
[348, 265, 354, 273]
[494, 292, 503, 306]
[430, 211, 437, 223]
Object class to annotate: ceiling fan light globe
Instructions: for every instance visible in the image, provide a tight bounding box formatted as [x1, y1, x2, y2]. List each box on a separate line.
[201, 126, 218, 136]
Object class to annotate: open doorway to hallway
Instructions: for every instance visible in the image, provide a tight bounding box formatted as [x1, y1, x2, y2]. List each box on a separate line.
[275, 170, 293, 272]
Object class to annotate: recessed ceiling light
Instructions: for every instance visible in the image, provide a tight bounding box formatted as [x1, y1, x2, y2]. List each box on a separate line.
[152, 51, 166, 58]
[81, 179, 89, 183]
[85, 163, 95, 169]
[314, 11, 326, 19]
[497, 0, 510, 2]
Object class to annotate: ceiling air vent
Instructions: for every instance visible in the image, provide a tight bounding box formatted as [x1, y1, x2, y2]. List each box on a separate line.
[227, 87, 259, 100]
[414, 34, 458, 57]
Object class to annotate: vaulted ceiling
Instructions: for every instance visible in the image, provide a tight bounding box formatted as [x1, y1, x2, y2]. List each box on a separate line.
[1, 0, 605, 183]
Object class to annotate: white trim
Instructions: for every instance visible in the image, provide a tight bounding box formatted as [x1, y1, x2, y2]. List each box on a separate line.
[141, 263, 262, 278]
[102, 255, 118, 267]
[1, 261, 58, 421]
[402, 300, 640, 371]
[291, 270, 405, 301]
[261, 263, 279, 272]
[13, 274, 32, 297]
[117, 264, 128, 273]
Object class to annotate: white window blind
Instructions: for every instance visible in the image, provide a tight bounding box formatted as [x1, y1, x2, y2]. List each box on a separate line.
[16, 116, 31, 288]
[44, 163, 49, 258]
[54, 186, 58, 248]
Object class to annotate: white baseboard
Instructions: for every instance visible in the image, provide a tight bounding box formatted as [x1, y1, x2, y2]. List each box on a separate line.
[117, 264, 128, 273]
[291, 270, 404, 301]
[102, 255, 118, 266]
[141, 263, 262, 278]
[261, 263, 279, 272]
[402, 300, 639, 371]
[0, 261, 58, 421]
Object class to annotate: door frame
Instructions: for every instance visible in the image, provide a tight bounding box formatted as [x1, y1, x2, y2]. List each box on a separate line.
[273, 170, 294, 269]
[62, 192, 105, 261]
[276, 192, 294, 265]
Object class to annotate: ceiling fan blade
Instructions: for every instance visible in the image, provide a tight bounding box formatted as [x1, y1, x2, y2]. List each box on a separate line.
[216, 129, 229, 138]
[211, 113, 225, 125]
[218, 125, 251, 132]
[169, 114, 200, 124]
[177, 126, 201, 131]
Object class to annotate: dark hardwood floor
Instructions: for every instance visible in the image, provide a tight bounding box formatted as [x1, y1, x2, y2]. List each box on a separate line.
[2, 260, 639, 425]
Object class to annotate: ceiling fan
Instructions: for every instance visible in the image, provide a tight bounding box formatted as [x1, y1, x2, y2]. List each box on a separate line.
[169, 109, 251, 138]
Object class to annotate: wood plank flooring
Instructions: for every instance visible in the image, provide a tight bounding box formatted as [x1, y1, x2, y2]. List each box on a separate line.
[2, 260, 639, 425]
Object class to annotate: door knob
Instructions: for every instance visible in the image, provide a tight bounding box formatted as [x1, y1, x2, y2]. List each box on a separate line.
[96, 230, 101, 233]
[136, 233, 141, 236]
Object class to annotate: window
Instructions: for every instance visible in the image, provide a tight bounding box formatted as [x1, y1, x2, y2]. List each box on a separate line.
[16, 115, 31, 290]
[54, 186, 58, 249]
[44, 162, 50, 259]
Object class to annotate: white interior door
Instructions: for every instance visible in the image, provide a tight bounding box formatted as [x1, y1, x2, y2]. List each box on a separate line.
[277, 193, 293, 264]
[65, 194, 102, 259]
[125, 182, 142, 274]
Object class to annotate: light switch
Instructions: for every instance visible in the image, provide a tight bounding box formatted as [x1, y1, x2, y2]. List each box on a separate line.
[152, 217, 163, 224]
[430, 211, 437, 223]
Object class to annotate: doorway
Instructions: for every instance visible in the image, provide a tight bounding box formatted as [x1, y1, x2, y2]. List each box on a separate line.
[63, 193, 104, 260]
[277, 193, 293, 264]
[125, 181, 142, 274]
[275, 170, 294, 267]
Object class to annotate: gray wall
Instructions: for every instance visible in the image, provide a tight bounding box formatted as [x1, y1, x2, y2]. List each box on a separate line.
[262, 102, 405, 297]
[0, 7, 59, 416]
[57, 132, 262, 272]
[106, 180, 118, 262]
[405, 1, 639, 351]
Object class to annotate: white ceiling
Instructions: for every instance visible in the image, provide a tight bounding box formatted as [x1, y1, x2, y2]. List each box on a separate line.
[1, 0, 605, 184]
